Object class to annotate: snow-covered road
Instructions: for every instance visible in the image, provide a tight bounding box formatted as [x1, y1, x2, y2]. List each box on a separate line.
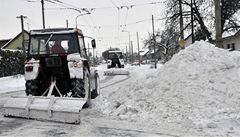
[0, 66, 169, 137]
[0, 65, 204, 137]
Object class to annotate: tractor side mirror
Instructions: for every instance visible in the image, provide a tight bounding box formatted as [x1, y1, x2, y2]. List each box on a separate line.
[91, 39, 96, 49]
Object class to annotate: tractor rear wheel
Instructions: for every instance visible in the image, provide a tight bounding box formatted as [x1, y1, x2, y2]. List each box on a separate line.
[71, 79, 85, 98]
[71, 69, 91, 108]
[25, 80, 38, 96]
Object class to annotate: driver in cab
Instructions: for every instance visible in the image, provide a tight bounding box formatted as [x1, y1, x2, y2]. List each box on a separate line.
[51, 40, 65, 54]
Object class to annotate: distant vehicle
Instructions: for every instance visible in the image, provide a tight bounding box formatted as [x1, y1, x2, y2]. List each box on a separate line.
[107, 51, 124, 69]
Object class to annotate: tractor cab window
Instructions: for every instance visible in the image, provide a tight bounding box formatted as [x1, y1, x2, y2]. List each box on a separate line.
[108, 52, 123, 59]
[29, 34, 79, 55]
[78, 36, 87, 58]
[108, 53, 118, 59]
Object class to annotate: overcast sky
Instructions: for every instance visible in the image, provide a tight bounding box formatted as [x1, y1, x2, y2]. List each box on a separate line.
[0, 0, 166, 54]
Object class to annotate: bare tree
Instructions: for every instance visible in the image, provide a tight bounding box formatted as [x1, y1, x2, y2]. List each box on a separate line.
[166, 0, 240, 42]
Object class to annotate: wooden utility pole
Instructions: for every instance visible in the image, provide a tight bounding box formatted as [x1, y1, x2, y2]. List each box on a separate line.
[179, 0, 184, 40]
[152, 15, 157, 69]
[41, 0, 45, 29]
[126, 46, 128, 63]
[137, 32, 140, 66]
[17, 15, 27, 58]
[191, 0, 195, 43]
[215, 0, 223, 48]
[131, 40, 133, 64]
[66, 20, 69, 28]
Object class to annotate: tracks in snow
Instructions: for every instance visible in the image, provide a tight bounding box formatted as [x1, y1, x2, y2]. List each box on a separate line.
[100, 75, 130, 89]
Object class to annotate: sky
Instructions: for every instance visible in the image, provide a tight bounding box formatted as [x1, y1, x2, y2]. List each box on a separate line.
[0, 0, 166, 55]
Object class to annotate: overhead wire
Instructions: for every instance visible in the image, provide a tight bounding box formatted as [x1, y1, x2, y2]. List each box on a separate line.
[71, 17, 166, 29]
[45, 1, 166, 12]
[109, 0, 121, 46]
[25, 0, 166, 47]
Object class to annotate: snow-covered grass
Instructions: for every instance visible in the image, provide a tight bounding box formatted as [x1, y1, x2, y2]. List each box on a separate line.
[0, 75, 25, 94]
[93, 41, 240, 136]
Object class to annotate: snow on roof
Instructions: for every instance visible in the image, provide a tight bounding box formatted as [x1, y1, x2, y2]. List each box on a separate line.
[222, 30, 238, 38]
[108, 50, 122, 53]
[30, 28, 82, 35]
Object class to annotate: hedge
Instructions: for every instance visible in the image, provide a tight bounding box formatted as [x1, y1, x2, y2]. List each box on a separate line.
[0, 50, 25, 77]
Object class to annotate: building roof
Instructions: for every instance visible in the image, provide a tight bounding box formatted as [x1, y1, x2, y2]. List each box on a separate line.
[0, 39, 11, 48]
[1, 30, 29, 50]
[222, 30, 240, 40]
[109, 50, 122, 53]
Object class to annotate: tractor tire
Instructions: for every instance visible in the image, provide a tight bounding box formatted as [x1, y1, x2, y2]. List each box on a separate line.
[91, 73, 100, 99]
[71, 69, 91, 108]
[71, 79, 85, 98]
[25, 80, 38, 96]
[83, 70, 91, 108]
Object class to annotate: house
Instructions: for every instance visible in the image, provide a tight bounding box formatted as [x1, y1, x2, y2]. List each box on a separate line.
[222, 30, 240, 51]
[184, 30, 240, 51]
[0, 39, 11, 49]
[184, 34, 193, 47]
[1, 30, 29, 51]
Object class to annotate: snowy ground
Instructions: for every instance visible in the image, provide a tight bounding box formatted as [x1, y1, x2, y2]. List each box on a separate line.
[1, 41, 240, 136]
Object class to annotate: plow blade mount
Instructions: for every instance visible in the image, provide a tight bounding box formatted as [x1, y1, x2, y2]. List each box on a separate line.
[104, 68, 129, 76]
[3, 96, 87, 124]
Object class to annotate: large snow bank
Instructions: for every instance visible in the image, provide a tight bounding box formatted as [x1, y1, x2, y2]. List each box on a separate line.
[93, 41, 240, 131]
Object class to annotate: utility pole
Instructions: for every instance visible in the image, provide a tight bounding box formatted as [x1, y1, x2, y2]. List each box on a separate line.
[41, 0, 45, 29]
[137, 32, 140, 66]
[152, 15, 157, 69]
[75, 13, 91, 28]
[215, 0, 223, 48]
[179, 0, 184, 40]
[17, 15, 27, 58]
[122, 30, 131, 64]
[191, 0, 195, 43]
[66, 20, 69, 28]
[126, 46, 128, 63]
[131, 41, 133, 64]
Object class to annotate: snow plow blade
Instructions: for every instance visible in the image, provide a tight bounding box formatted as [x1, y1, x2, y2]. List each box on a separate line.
[104, 68, 129, 76]
[3, 96, 87, 124]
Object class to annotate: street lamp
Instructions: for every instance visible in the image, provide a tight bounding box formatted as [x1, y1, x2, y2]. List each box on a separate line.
[122, 30, 131, 63]
[75, 13, 91, 28]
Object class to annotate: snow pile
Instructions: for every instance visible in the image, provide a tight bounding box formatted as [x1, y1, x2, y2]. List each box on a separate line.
[93, 41, 240, 129]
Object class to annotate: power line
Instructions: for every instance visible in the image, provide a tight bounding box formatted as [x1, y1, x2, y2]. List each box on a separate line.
[45, 1, 166, 12]
[45, 0, 90, 13]
[110, 0, 119, 10]
[71, 17, 166, 29]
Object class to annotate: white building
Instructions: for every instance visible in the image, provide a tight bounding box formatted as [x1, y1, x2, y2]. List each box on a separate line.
[184, 31, 240, 51]
[222, 30, 240, 51]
